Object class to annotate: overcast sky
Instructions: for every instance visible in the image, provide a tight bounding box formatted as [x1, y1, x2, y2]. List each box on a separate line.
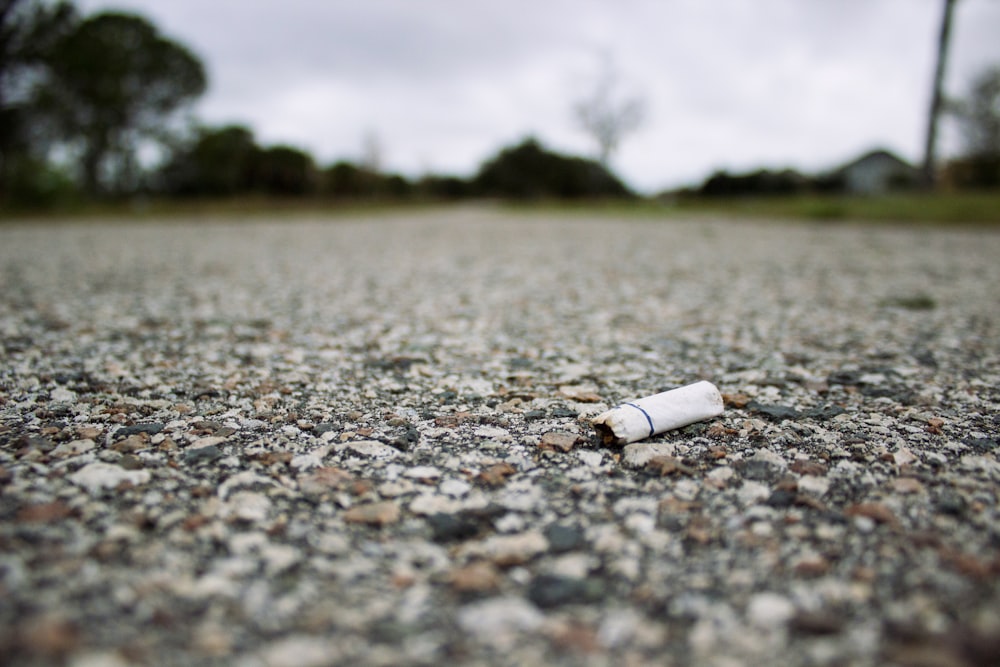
[77, 0, 1000, 192]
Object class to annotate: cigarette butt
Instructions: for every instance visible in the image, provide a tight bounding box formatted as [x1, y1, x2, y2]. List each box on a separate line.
[592, 381, 724, 446]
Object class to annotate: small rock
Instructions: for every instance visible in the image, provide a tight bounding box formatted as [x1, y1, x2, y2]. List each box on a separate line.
[404, 466, 442, 481]
[409, 493, 462, 515]
[528, 573, 602, 608]
[343, 501, 400, 527]
[477, 462, 516, 487]
[557, 384, 602, 402]
[182, 445, 223, 465]
[223, 491, 271, 522]
[892, 477, 925, 494]
[111, 434, 148, 453]
[935, 490, 967, 517]
[345, 440, 400, 460]
[115, 423, 164, 438]
[297, 467, 354, 496]
[576, 450, 603, 467]
[790, 610, 844, 635]
[290, 452, 326, 471]
[706, 466, 734, 484]
[474, 426, 511, 441]
[790, 460, 828, 476]
[190, 436, 227, 449]
[51, 438, 96, 458]
[17, 501, 73, 523]
[796, 475, 830, 497]
[68, 462, 150, 494]
[455, 596, 544, 648]
[448, 561, 502, 594]
[49, 387, 76, 403]
[258, 636, 340, 667]
[747, 401, 801, 421]
[538, 432, 579, 453]
[737, 481, 771, 506]
[622, 442, 678, 468]
[766, 489, 797, 508]
[845, 502, 899, 527]
[544, 523, 587, 553]
[466, 530, 548, 566]
[439, 478, 471, 497]
[646, 455, 696, 476]
[119, 454, 143, 470]
[746, 592, 795, 629]
[427, 512, 482, 543]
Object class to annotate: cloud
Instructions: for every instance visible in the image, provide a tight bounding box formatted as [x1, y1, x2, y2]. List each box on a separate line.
[76, 0, 1000, 191]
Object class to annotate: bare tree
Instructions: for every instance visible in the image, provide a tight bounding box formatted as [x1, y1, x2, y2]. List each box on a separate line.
[573, 57, 646, 166]
[360, 129, 382, 173]
[922, 0, 958, 189]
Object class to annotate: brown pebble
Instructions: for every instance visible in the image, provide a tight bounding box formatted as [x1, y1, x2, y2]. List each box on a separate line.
[793, 555, 831, 577]
[538, 432, 579, 453]
[722, 393, 750, 408]
[17, 615, 80, 659]
[112, 434, 148, 453]
[343, 501, 400, 527]
[298, 466, 353, 493]
[647, 455, 696, 477]
[448, 561, 502, 593]
[17, 501, 73, 523]
[845, 502, 899, 527]
[477, 462, 517, 487]
[891, 477, 925, 494]
[76, 426, 102, 440]
[790, 460, 828, 476]
[790, 610, 844, 635]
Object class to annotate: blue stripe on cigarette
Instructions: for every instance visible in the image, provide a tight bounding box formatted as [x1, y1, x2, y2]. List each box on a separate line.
[624, 402, 655, 438]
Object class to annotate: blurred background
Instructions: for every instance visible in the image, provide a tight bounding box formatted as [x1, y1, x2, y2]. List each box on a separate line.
[2, 0, 999, 211]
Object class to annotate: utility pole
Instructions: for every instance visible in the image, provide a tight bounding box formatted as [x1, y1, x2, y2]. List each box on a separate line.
[921, 0, 957, 189]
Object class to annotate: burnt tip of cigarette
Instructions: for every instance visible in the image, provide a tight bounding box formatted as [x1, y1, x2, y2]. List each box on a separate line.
[592, 420, 623, 446]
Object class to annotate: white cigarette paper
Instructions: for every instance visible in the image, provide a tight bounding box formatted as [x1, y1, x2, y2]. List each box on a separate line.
[592, 381, 724, 446]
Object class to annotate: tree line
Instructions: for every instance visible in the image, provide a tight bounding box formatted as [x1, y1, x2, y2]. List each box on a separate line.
[0, 0, 632, 209]
[1, 1, 996, 210]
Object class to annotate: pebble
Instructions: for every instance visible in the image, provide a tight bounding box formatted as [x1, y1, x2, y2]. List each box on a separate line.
[528, 573, 602, 608]
[438, 478, 471, 497]
[67, 462, 151, 493]
[257, 636, 340, 667]
[448, 561, 502, 593]
[3, 212, 998, 667]
[344, 440, 401, 460]
[461, 531, 549, 566]
[52, 439, 96, 458]
[456, 596, 544, 648]
[746, 592, 796, 629]
[404, 465, 442, 480]
[544, 523, 587, 553]
[622, 442, 679, 467]
[222, 491, 271, 522]
[538, 431, 579, 453]
[343, 501, 401, 526]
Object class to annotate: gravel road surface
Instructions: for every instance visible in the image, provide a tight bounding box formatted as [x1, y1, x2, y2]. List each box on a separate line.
[1, 208, 998, 666]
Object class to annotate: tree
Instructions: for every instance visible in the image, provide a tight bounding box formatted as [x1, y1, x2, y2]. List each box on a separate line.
[250, 145, 317, 196]
[573, 57, 646, 166]
[0, 0, 78, 204]
[35, 11, 206, 195]
[474, 137, 633, 199]
[954, 66, 1000, 157]
[921, 0, 958, 188]
[160, 124, 258, 196]
[946, 66, 1000, 188]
